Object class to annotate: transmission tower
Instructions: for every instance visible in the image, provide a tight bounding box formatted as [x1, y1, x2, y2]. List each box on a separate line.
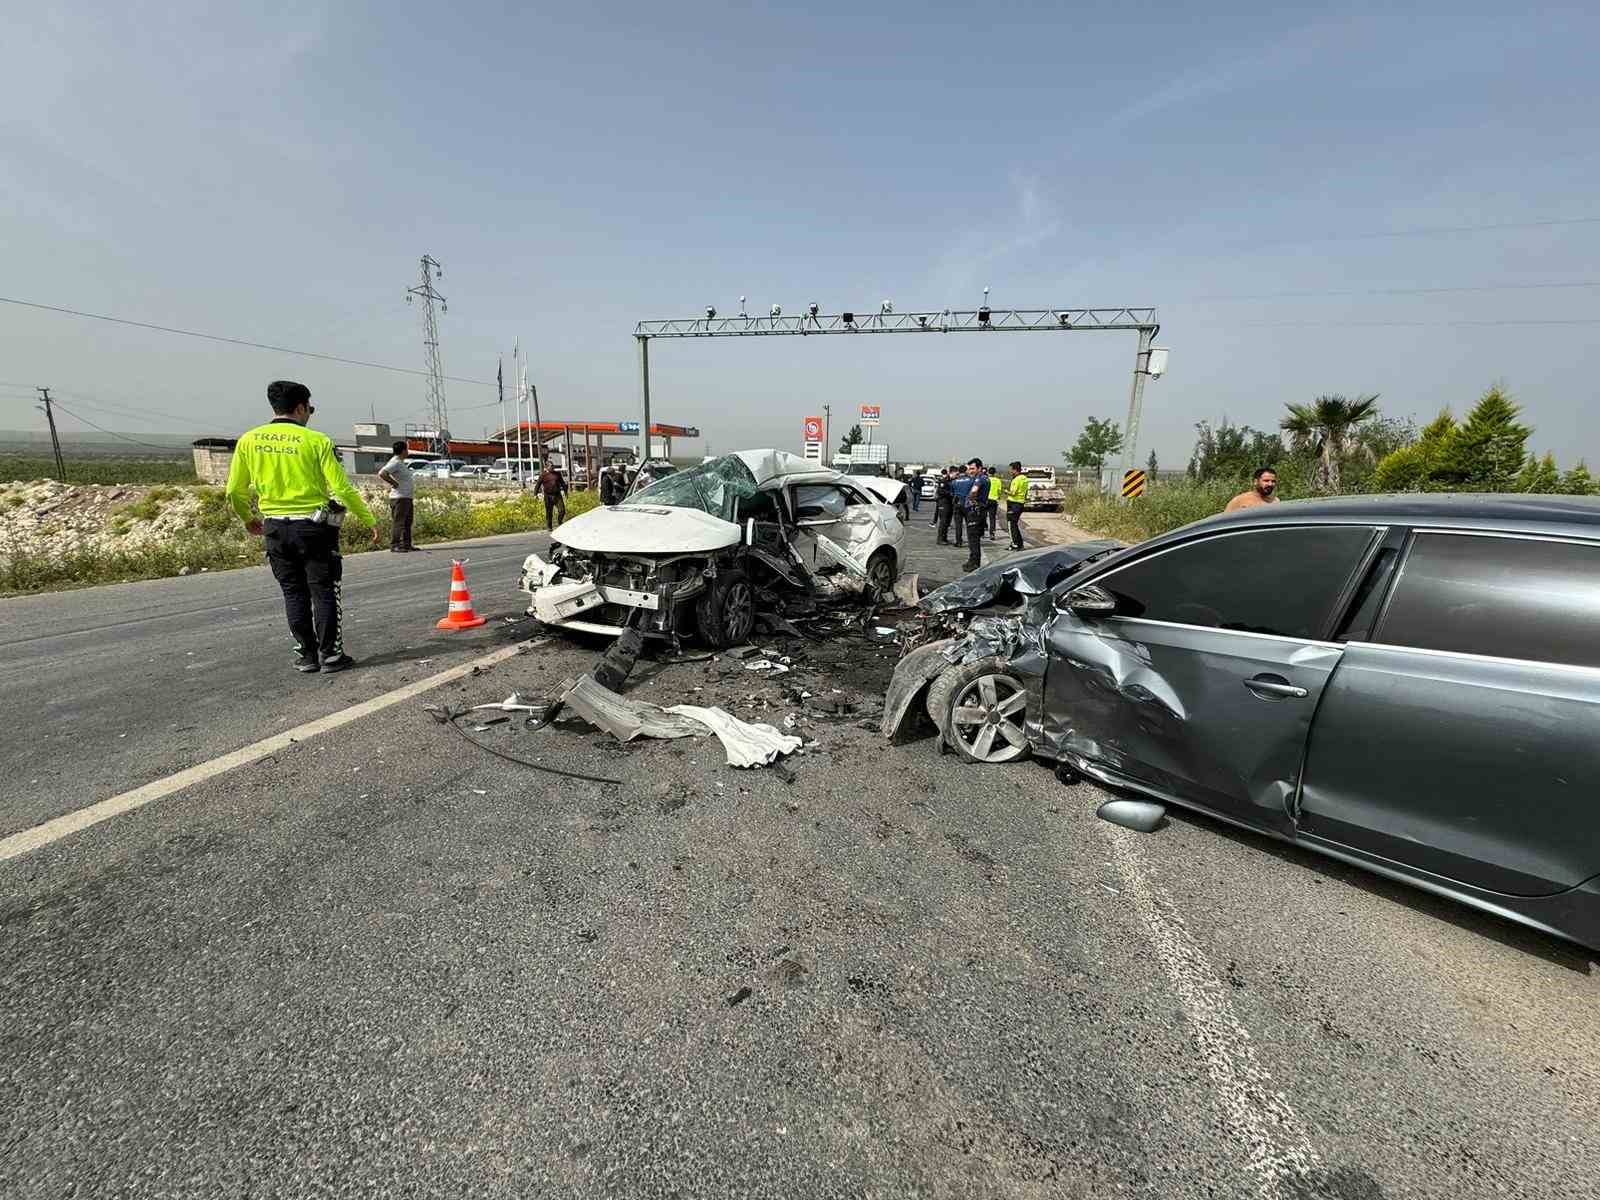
[405, 255, 449, 455]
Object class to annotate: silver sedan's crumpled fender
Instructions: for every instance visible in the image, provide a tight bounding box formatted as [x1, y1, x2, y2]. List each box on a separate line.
[880, 638, 961, 739]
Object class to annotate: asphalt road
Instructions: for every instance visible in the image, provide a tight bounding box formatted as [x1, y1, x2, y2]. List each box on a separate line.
[0, 533, 548, 839]
[2, 515, 1597, 1199]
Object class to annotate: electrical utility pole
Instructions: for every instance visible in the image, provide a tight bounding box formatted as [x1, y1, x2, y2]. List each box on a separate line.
[405, 255, 449, 458]
[37, 387, 66, 482]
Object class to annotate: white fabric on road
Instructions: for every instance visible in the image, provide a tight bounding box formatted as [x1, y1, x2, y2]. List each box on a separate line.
[666, 703, 803, 768]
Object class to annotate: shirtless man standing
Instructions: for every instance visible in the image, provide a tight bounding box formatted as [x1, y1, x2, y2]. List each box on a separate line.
[1225, 466, 1280, 513]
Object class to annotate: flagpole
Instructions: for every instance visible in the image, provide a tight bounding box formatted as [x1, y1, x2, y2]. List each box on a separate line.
[513, 341, 524, 486]
[520, 348, 533, 480]
[497, 355, 508, 483]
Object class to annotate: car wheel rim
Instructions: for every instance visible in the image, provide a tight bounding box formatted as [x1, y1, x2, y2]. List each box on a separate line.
[950, 674, 1029, 762]
[868, 558, 895, 592]
[725, 582, 754, 642]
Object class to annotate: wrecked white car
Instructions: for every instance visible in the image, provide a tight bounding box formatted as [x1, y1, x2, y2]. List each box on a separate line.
[844, 475, 910, 523]
[520, 450, 907, 648]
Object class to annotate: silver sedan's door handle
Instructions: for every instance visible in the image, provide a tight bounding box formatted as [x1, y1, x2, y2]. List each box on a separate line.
[1244, 675, 1309, 700]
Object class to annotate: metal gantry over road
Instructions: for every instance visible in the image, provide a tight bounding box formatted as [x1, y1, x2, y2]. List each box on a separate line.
[632, 305, 1166, 476]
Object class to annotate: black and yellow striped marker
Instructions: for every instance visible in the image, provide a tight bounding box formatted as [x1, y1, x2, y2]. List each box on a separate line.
[1121, 469, 1148, 498]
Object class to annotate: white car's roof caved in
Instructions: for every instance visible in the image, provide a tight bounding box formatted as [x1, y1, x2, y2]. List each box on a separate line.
[729, 449, 846, 489]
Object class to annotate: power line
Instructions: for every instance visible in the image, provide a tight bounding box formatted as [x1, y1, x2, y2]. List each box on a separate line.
[1180, 280, 1600, 304]
[40, 391, 197, 427]
[0, 295, 495, 388]
[1222, 214, 1600, 253]
[1226, 318, 1600, 329]
[48, 401, 195, 450]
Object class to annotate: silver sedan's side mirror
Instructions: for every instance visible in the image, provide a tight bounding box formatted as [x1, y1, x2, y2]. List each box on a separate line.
[1058, 583, 1117, 617]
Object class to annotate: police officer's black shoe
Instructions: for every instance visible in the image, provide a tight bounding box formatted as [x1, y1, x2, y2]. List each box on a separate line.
[319, 654, 355, 673]
[294, 655, 321, 673]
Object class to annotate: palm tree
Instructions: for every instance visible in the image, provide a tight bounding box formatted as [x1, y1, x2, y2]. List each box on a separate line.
[1281, 394, 1380, 494]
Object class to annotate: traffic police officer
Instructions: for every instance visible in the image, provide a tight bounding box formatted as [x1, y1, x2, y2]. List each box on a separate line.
[225, 380, 378, 673]
[1005, 460, 1030, 550]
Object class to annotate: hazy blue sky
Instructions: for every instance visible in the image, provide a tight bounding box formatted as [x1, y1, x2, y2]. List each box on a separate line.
[3, 1, 1598, 468]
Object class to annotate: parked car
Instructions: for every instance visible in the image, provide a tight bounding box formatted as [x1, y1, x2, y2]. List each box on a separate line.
[1021, 466, 1064, 511]
[919, 476, 939, 502]
[521, 450, 907, 647]
[417, 458, 466, 479]
[884, 494, 1600, 951]
[487, 457, 538, 481]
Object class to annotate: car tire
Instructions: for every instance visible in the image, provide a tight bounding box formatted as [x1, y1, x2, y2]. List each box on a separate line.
[896, 497, 910, 524]
[695, 569, 756, 649]
[929, 658, 1031, 765]
[865, 548, 897, 595]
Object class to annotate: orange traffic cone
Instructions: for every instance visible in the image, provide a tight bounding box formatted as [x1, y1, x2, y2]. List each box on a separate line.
[436, 560, 488, 630]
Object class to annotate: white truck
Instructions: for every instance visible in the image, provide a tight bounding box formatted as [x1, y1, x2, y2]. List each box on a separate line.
[1021, 465, 1065, 512]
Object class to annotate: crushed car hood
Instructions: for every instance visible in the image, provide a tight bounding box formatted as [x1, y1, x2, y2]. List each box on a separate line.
[919, 540, 1124, 613]
[553, 504, 742, 554]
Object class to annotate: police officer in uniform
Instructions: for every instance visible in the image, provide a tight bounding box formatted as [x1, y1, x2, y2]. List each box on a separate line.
[962, 458, 990, 573]
[225, 380, 378, 673]
[934, 466, 955, 543]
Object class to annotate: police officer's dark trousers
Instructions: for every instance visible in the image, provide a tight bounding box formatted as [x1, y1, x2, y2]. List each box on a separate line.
[963, 506, 986, 571]
[935, 500, 954, 544]
[264, 519, 344, 661]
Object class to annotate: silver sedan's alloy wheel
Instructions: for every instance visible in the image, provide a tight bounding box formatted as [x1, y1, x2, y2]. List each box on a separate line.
[948, 672, 1030, 763]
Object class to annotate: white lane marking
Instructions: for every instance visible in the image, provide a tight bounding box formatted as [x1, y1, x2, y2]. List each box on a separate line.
[0, 642, 529, 864]
[1098, 823, 1324, 1200]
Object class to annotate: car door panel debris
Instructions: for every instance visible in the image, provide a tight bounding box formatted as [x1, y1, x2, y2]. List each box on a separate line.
[562, 675, 802, 767]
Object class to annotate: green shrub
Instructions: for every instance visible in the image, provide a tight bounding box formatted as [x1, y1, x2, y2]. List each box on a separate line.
[192, 487, 238, 534]
[115, 494, 167, 521]
[1069, 479, 1238, 541]
[0, 535, 264, 596]
[0, 456, 196, 485]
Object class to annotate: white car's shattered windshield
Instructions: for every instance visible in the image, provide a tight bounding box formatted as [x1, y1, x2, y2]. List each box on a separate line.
[625, 455, 761, 523]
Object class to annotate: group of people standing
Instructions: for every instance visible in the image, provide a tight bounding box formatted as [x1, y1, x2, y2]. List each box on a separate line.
[924, 460, 1030, 570]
